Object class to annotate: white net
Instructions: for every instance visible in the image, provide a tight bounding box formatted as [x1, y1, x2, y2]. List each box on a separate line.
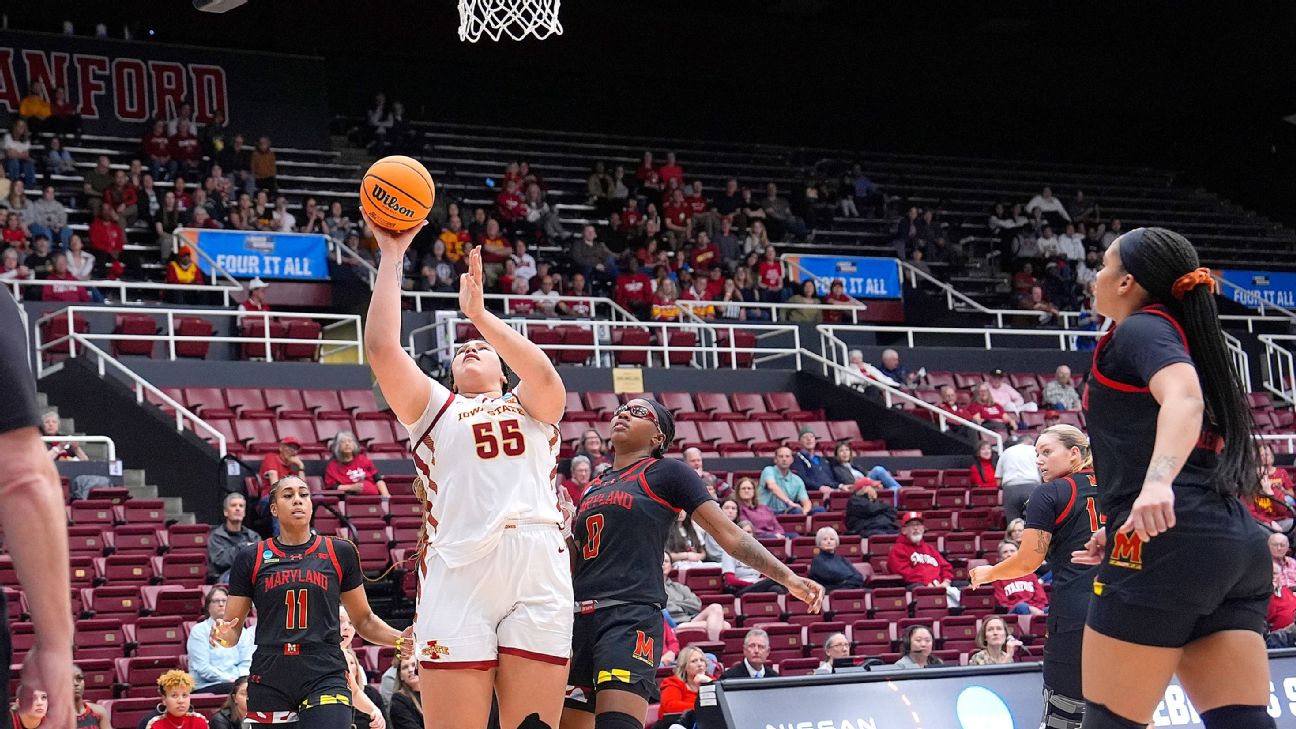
[457, 0, 563, 42]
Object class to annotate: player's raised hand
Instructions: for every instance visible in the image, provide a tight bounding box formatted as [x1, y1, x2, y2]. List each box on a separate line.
[210, 617, 241, 648]
[787, 576, 826, 613]
[1071, 527, 1107, 566]
[459, 246, 486, 319]
[362, 210, 425, 259]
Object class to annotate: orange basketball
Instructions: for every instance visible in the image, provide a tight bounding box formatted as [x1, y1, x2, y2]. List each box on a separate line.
[360, 155, 436, 231]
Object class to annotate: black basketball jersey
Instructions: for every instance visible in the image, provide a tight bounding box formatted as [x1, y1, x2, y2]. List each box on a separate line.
[1085, 305, 1218, 519]
[573, 457, 711, 605]
[1024, 469, 1101, 621]
[227, 535, 362, 648]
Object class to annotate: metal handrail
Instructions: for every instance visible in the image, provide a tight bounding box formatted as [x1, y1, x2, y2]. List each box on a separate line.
[6, 277, 244, 306]
[1261, 335, 1296, 406]
[676, 298, 868, 324]
[817, 323, 1104, 355]
[1224, 331, 1253, 394]
[400, 289, 641, 322]
[48, 336, 227, 456]
[896, 258, 1086, 329]
[42, 434, 117, 462]
[33, 306, 364, 365]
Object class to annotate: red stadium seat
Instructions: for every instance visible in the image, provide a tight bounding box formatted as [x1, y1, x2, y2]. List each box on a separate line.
[112, 314, 159, 357]
[681, 567, 724, 595]
[281, 319, 323, 361]
[263, 388, 309, 417]
[695, 392, 742, 421]
[184, 388, 234, 420]
[225, 388, 275, 419]
[615, 330, 652, 366]
[658, 392, 701, 421]
[115, 656, 182, 698]
[84, 586, 142, 620]
[276, 420, 324, 454]
[74, 618, 127, 661]
[736, 593, 782, 623]
[121, 500, 166, 525]
[70, 499, 118, 527]
[777, 658, 821, 676]
[127, 616, 186, 657]
[174, 317, 214, 359]
[39, 311, 90, 356]
[355, 419, 403, 453]
[730, 392, 778, 421]
[341, 389, 390, 420]
[558, 327, 595, 365]
[152, 553, 207, 587]
[663, 329, 697, 367]
[141, 586, 204, 617]
[764, 392, 814, 421]
[68, 526, 110, 557]
[716, 331, 756, 369]
[76, 659, 115, 702]
[98, 554, 155, 584]
[107, 697, 166, 728]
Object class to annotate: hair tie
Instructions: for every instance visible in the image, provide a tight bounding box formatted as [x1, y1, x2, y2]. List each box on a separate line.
[1171, 268, 1216, 300]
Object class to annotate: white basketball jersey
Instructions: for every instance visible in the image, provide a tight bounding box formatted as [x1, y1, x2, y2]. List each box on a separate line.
[399, 376, 562, 569]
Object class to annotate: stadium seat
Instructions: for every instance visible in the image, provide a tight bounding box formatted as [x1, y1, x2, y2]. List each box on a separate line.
[121, 500, 166, 525]
[225, 388, 275, 419]
[558, 327, 595, 365]
[98, 554, 155, 584]
[76, 658, 115, 702]
[127, 616, 186, 657]
[736, 593, 782, 624]
[777, 657, 821, 676]
[40, 311, 91, 356]
[68, 526, 110, 557]
[341, 389, 390, 420]
[174, 317, 214, 358]
[112, 314, 159, 357]
[658, 392, 700, 420]
[264, 388, 310, 417]
[764, 392, 814, 421]
[681, 566, 724, 595]
[113, 525, 162, 554]
[115, 656, 182, 698]
[615, 330, 652, 366]
[108, 697, 167, 728]
[663, 329, 697, 367]
[868, 588, 907, 621]
[84, 586, 142, 621]
[152, 553, 207, 587]
[71, 499, 119, 527]
[141, 585, 203, 617]
[184, 388, 234, 420]
[716, 331, 756, 369]
[730, 393, 779, 421]
[281, 319, 323, 361]
[74, 618, 127, 660]
[355, 419, 403, 453]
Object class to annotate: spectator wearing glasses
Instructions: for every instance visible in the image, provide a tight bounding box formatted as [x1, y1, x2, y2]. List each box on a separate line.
[186, 586, 254, 694]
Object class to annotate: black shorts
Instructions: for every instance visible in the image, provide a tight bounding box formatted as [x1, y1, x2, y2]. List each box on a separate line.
[1042, 615, 1084, 699]
[1087, 487, 1271, 649]
[247, 646, 351, 722]
[566, 603, 663, 712]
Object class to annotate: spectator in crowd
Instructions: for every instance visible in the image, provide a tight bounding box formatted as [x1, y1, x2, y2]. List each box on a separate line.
[815, 632, 853, 673]
[325, 200, 354, 244]
[666, 509, 714, 568]
[1066, 190, 1099, 225]
[63, 234, 96, 281]
[208, 677, 249, 729]
[134, 670, 208, 728]
[101, 171, 139, 229]
[1272, 533, 1296, 590]
[720, 519, 785, 593]
[256, 434, 304, 511]
[734, 477, 789, 539]
[164, 245, 206, 305]
[250, 136, 277, 194]
[969, 441, 997, 488]
[3, 119, 37, 187]
[613, 255, 654, 319]
[830, 442, 902, 500]
[206, 493, 258, 582]
[529, 273, 562, 316]
[1005, 518, 1026, 545]
[71, 665, 111, 728]
[509, 239, 537, 285]
[41, 253, 90, 303]
[743, 218, 771, 257]
[683, 447, 727, 496]
[985, 368, 1026, 413]
[1042, 365, 1082, 411]
[662, 553, 731, 639]
[935, 384, 970, 423]
[561, 455, 592, 505]
[187, 587, 255, 694]
[685, 180, 719, 239]
[893, 625, 942, 669]
[1246, 473, 1295, 533]
[41, 410, 86, 460]
[586, 161, 613, 210]
[89, 204, 126, 262]
[199, 109, 229, 158]
[1260, 445, 1296, 507]
[387, 655, 422, 729]
[82, 155, 114, 214]
[968, 616, 1020, 666]
[713, 217, 742, 270]
[658, 151, 684, 187]
[1270, 562, 1296, 633]
[996, 435, 1041, 523]
[877, 349, 921, 388]
[574, 428, 612, 469]
[1057, 223, 1085, 262]
[18, 80, 51, 134]
[1025, 186, 1070, 226]
[761, 446, 815, 514]
[1076, 247, 1101, 289]
[155, 191, 184, 258]
[966, 384, 1017, 434]
[46, 86, 81, 139]
[27, 186, 71, 248]
[820, 279, 855, 324]
[170, 120, 203, 179]
[495, 178, 526, 229]
[887, 512, 959, 605]
[986, 540, 1049, 615]
[721, 629, 779, 679]
[569, 223, 616, 285]
[679, 273, 717, 320]
[1100, 217, 1123, 246]
[216, 134, 254, 195]
[790, 427, 836, 498]
[808, 527, 865, 592]
[43, 135, 76, 176]
[142, 119, 175, 182]
[324, 431, 389, 496]
[1018, 285, 1061, 325]
[651, 279, 682, 322]
[0, 246, 31, 282]
[785, 279, 823, 323]
[337, 609, 386, 729]
[659, 645, 709, 717]
[271, 195, 295, 233]
[762, 182, 809, 242]
[23, 234, 53, 279]
[663, 187, 692, 248]
[755, 244, 785, 303]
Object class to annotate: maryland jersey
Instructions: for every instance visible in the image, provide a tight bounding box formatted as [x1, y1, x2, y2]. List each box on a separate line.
[400, 377, 563, 569]
[227, 535, 362, 648]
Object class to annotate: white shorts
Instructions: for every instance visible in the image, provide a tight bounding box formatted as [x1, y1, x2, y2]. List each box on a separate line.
[414, 521, 573, 670]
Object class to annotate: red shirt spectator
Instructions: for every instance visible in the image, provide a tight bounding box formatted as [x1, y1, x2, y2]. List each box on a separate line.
[324, 451, 386, 496]
[658, 153, 684, 187]
[170, 125, 202, 163]
[89, 211, 126, 256]
[166, 248, 206, 286]
[622, 206, 644, 231]
[103, 179, 139, 209]
[886, 515, 953, 586]
[969, 442, 997, 488]
[704, 269, 724, 300]
[495, 181, 527, 221]
[664, 198, 692, 230]
[507, 297, 536, 316]
[615, 268, 653, 310]
[1246, 492, 1294, 531]
[687, 238, 721, 271]
[758, 260, 783, 290]
[634, 151, 655, 182]
[43, 271, 90, 302]
[820, 282, 853, 323]
[1270, 582, 1296, 631]
[684, 191, 709, 217]
[966, 398, 1010, 428]
[142, 120, 171, 160]
[992, 573, 1050, 613]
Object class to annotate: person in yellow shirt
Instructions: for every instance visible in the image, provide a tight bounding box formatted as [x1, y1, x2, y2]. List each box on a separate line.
[18, 81, 51, 133]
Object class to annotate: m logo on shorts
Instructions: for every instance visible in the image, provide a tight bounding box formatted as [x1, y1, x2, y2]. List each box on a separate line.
[632, 630, 655, 666]
[1109, 531, 1144, 570]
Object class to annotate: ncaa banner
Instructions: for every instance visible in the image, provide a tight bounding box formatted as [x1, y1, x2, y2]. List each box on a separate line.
[179, 228, 330, 281]
[1220, 269, 1296, 311]
[704, 651, 1296, 729]
[0, 30, 328, 148]
[785, 254, 902, 299]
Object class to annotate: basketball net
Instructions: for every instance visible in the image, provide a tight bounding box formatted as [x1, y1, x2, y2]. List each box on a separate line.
[458, 0, 563, 42]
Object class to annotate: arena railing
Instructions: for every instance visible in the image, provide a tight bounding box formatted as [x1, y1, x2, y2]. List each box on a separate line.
[409, 316, 802, 371]
[33, 306, 364, 365]
[1224, 331, 1253, 394]
[895, 259, 1089, 330]
[1260, 335, 1296, 406]
[675, 299, 869, 325]
[1215, 275, 1296, 324]
[42, 434, 117, 462]
[400, 290, 642, 322]
[6, 277, 246, 307]
[38, 335, 227, 457]
[1258, 433, 1296, 455]
[817, 323, 1105, 358]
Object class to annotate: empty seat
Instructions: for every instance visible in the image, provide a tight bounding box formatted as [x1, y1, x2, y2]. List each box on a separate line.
[74, 618, 127, 660]
[141, 585, 203, 617]
[121, 500, 166, 525]
[240, 319, 289, 361]
[115, 656, 182, 698]
[39, 311, 90, 356]
[558, 327, 595, 364]
[716, 330, 756, 368]
[84, 586, 142, 620]
[281, 319, 323, 361]
[174, 317, 214, 358]
[340, 389, 389, 420]
[152, 553, 207, 587]
[112, 314, 159, 357]
[98, 554, 155, 584]
[663, 329, 697, 366]
[184, 388, 234, 419]
[695, 392, 742, 421]
[128, 616, 186, 657]
[615, 329, 652, 366]
[263, 388, 309, 416]
[225, 388, 275, 419]
[355, 420, 402, 453]
[70, 499, 118, 526]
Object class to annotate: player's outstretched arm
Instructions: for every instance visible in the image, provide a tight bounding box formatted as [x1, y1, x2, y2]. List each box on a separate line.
[692, 500, 824, 612]
[459, 246, 565, 424]
[969, 528, 1050, 589]
[363, 212, 432, 425]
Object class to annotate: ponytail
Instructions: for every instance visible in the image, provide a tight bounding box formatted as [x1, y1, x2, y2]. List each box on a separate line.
[1118, 227, 1256, 496]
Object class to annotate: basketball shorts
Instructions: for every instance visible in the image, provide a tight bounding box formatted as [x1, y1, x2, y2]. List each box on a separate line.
[566, 602, 664, 712]
[1087, 486, 1272, 648]
[1043, 615, 1084, 699]
[414, 522, 573, 669]
[246, 645, 350, 723]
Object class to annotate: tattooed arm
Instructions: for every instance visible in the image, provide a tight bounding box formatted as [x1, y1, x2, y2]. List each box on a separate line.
[691, 500, 824, 612]
[969, 529, 1050, 588]
[1123, 362, 1204, 541]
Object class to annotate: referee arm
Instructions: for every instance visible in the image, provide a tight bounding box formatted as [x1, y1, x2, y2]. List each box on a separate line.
[0, 426, 74, 727]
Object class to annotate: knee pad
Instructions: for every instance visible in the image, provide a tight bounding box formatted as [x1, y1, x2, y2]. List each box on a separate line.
[1081, 702, 1145, 729]
[1201, 705, 1276, 729]
[594, 711, 643, 729]
[1041, 688, 1085, 729]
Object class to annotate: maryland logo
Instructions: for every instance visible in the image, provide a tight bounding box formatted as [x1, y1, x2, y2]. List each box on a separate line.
[1109, 531, 1144, 570]
[631, 630, 655, 666]
[421, 640, 450, 661]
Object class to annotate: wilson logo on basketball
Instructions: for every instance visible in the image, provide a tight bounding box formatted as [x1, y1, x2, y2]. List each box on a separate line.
[370, 184, 416, 217]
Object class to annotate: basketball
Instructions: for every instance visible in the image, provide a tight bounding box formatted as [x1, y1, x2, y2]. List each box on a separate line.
[360, 155, 436, 231]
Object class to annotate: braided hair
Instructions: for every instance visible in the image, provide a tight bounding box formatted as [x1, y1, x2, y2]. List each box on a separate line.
[1117, 227, 1256, 496]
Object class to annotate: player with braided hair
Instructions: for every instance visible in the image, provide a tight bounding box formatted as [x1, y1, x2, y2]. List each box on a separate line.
[1072, 227, 1273, 729]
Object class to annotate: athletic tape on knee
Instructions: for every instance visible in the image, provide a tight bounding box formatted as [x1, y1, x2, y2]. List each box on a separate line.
[594, 711, 644, 729]
[1082, 702, 1145, 729]
[1042, 688, 1085, 729]
[1200, 704, 1276, 729]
